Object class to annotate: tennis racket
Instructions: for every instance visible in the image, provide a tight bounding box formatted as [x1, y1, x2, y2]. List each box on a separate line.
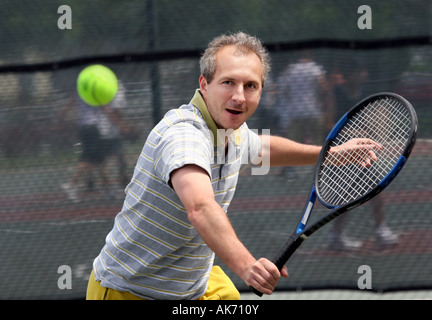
[252, 92, 417, 296]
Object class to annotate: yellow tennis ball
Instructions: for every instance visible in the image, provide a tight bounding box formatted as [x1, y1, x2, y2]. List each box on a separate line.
[76, 64, 118, 107]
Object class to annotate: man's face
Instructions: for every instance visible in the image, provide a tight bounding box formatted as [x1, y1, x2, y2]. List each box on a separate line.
[200, 45, 263, 131]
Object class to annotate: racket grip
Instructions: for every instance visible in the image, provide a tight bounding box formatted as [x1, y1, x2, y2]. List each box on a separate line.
[251, 236, 303, 297]
[272, 235, 303, 270]
[251, 286, 263, 297]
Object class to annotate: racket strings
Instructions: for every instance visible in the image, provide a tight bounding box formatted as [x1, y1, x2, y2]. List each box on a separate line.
[318, 97, 412, 206]
[341, 100, 409, 171]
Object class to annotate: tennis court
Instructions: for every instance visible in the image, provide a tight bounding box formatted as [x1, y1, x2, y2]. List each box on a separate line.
[0, 1, 431, 300]
[1, 141, 431, 299]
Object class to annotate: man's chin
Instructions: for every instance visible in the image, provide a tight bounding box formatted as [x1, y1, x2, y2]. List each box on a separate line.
[218, 118, 245, 131]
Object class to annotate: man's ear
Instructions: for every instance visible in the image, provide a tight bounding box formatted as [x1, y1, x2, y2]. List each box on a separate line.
[199, 75, 208, 93]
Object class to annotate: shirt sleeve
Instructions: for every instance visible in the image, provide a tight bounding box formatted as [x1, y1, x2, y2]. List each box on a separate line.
[153, 123, 214, 185]
[236, 124, 263, 171]
[246, 128, 262, 165]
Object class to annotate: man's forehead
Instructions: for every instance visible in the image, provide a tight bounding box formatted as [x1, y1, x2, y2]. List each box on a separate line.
[214, 45, 263, 79]
[217, 44, 257, 59]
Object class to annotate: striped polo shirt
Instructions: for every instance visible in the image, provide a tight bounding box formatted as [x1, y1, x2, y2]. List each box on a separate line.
[93, 89, 262, 299]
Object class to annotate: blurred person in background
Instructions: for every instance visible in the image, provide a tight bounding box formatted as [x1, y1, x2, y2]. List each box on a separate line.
[276, 49, 334, 144]
[327, 65, 399, 250]
[58, 79, 129, 203]
[275, 50, 334, 179]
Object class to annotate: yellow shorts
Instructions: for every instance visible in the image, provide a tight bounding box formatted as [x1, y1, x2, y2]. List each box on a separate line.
[86, 265, 240, 300]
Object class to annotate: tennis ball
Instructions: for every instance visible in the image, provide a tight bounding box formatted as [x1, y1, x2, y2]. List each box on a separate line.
[76, 64, 118, 107]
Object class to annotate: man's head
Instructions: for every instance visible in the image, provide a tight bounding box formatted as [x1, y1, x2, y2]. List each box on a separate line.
[199, 32, 270, 131]
[200, 32, 270, 87]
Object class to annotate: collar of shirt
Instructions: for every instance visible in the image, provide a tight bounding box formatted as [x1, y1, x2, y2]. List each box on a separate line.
[190, 89, 242, 148]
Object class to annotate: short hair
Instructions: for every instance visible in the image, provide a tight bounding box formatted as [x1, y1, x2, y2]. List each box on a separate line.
[200, 32, 270, 87]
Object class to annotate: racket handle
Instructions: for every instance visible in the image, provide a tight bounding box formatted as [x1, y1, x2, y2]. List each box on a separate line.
[251, 286, 263, 297]
[272, 235, 303, 270]
[251, 236, 304, 297]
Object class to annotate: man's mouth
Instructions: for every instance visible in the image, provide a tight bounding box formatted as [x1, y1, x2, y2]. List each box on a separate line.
[226, 108, 243, 115]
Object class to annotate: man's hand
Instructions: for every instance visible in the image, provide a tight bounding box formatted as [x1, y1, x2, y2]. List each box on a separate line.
[327, 138, 383, 168]
[245, 258, 289, 295]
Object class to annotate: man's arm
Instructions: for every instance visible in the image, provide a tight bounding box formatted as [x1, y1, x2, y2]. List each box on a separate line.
[260, 135, 381, 168]
[170, 164, 288, 295]
[260, 135, 322, 167]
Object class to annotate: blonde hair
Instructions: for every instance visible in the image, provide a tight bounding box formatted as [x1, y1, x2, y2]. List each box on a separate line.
[200, 32, 270, 87]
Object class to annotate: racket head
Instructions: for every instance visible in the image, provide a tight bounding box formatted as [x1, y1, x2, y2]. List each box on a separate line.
[314, 92, 418, 210]
[253, 92, 417, 297]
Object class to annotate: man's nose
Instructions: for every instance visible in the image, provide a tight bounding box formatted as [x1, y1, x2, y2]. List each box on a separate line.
[232, 85, 246, 104]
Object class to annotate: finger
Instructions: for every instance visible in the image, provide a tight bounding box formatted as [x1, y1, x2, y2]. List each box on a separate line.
[364, 157, 372, 167]
[262, 269, 279, 288]
[250, 259, 280, 293]
[363, 139, 383, 150]
[249, 277, 273, 295]
[281, 266, 289, 278]
[255, 273, 277, 294]
[258, 258, 280, 282]
[268, 265, 281, 282]
[368, 150, 378, 162]
[354, 138, 383, 150]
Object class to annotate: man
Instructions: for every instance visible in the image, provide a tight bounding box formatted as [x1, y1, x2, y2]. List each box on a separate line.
[87, 32, 380, 300]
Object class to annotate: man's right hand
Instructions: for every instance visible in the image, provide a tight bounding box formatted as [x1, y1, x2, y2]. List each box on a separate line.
[246, 258, 289, 295]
